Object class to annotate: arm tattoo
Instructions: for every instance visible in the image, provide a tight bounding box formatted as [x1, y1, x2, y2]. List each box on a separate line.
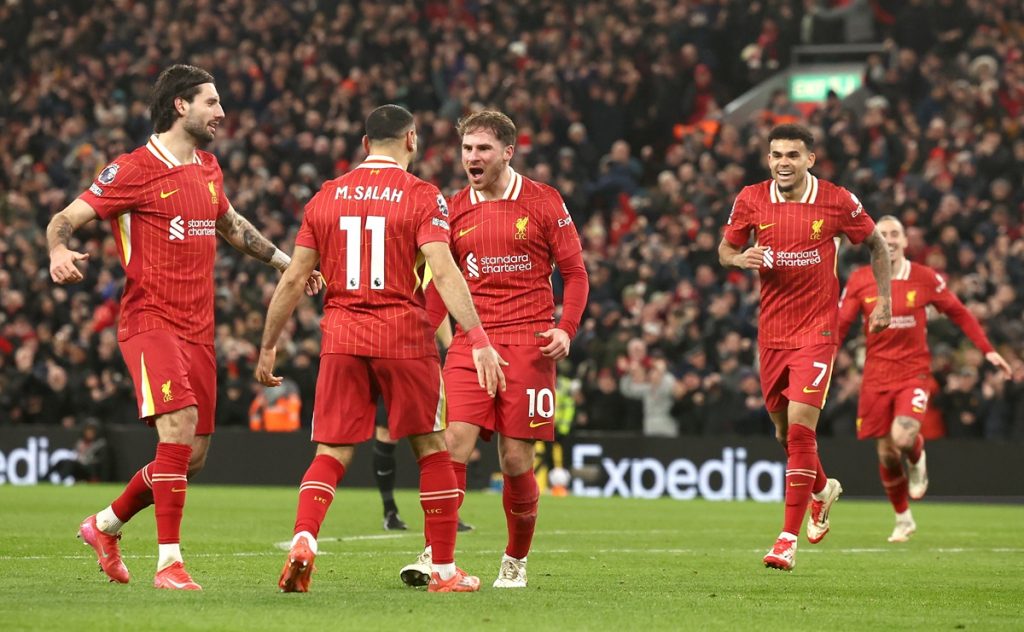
[867, 231, 891, 299]
[218, 211, 276, 263]
[47, 216, 74, 251]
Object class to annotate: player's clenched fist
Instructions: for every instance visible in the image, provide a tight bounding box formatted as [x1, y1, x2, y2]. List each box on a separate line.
[49, 246, 90, 284]
[737, 246, 772, 270]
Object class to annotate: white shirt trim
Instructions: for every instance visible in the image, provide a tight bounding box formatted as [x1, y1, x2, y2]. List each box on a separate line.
[145, 134, 200, 168]
[770, 173, 818, 204]
[469, 168, 522, 204]
[894, 258, 911, 281]
[356, 155, 403, 170]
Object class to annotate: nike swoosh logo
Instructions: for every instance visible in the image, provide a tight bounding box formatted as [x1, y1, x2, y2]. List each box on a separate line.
[758, 223, 776, 230]
[160, 189, 179, 199]
[457, 226, 478, 238]
[163, 577, 195, 589]
[802, 387, 821, 394]
[864, 296, 878, 303]
[171, 487, 187, 493]
[789, 482, 809, 487]
[376, 470, 394, 476]
[99, 545, 110, 559]
[529, 420, 552, 429]
[510, 509, 533, 516]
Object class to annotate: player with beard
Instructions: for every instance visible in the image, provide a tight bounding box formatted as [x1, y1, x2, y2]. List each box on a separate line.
[838, 215, 1012, 542]
[47, 64, 321, 590]
[719, 123, 892, 571]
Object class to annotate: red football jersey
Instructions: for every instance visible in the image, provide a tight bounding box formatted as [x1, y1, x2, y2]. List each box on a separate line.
[446, 169, 584, 345]
[838, 259, 994, 388]
[295, 155, 450, 358]
[724, 174, 875, 349]
[78, 135, 230, 344]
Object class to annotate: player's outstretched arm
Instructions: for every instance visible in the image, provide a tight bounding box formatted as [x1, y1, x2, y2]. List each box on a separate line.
[255, 245, 320, 387]
[217, 205, 322, 295]
[421, 241, 508, 396]
[47, 199, 99, 285]
[864, 228, 892, 333]
[718, 238, 769, 269]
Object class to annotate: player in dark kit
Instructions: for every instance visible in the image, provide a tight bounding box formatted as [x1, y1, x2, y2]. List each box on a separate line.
[47, 64, 320, 590]
[256, 105, 506, 593]
[401, 110, 589, 589]
[838, 215, 1012, 542]
[719, 123, 892, 571]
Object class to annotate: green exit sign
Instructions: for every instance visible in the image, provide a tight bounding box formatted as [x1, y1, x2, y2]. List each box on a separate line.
[789, 73, 862, 102]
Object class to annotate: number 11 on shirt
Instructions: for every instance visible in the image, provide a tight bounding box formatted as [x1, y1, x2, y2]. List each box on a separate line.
[339, 215, 385, 290]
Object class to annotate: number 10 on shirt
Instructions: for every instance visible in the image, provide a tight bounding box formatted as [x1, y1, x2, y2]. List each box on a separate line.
[339, 215, 385, 290]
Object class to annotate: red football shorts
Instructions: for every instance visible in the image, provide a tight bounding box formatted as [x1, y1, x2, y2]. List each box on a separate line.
[444, 341, 556, 442]
[312, 354, 444, 444]
[119, 329, 216, 434]
[759, 344, 837, 413]
[856, 381, 931, 439]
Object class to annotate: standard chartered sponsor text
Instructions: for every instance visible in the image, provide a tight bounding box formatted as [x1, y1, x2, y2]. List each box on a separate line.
[188, 219, 217, 236]
[775, 249, 821, 267]
[889, 315, 917, 329]
[480, 254, 533, 274]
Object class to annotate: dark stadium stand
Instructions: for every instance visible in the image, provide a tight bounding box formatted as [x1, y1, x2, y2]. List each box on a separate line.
[1, 0, 1022, 442]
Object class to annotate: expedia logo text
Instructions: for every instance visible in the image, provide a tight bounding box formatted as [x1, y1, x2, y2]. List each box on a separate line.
[571, 444, 784, 501]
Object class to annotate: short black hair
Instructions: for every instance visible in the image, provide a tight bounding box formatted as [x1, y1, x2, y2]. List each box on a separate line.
[768, 123, 815, 151]
[365, 105, 414, 142]
[150, 64, 215, 133]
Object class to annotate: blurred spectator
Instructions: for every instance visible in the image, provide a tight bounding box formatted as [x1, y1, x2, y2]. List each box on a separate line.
[1, 0, 1021, 440]
[248, 378, 301, 432]
[620, 356, 678, 438]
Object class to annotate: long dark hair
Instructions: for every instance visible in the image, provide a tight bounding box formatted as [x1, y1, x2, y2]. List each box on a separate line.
[150, 64, 215, 133]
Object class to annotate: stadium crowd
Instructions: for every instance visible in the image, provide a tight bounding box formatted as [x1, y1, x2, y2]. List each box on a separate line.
[2, 0, 1023, 441]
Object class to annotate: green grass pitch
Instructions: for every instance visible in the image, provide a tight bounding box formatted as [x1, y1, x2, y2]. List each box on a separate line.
[1, 485, 1021, 631]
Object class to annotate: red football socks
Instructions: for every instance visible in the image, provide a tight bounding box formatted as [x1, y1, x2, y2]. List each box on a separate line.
[422, 459, 468, 549]
[111, 462, 154, 523]
[151, 442, 192, 545]
[783, 424, 818, 536]
[418, 451, 459, 565]
[880, 462, 910, 513]
[503, 471, 539, 559]
[813, 457, 828, 495]
[294, 454, 347, 538]
[452, 460, 468, 509]
[907, 434, 924, 464]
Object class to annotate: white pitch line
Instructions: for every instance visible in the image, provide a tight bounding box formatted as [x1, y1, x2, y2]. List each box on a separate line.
[3, 546, 1023, 562]
[269, 529, 682, 550]
[273, 533, 408, 550]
